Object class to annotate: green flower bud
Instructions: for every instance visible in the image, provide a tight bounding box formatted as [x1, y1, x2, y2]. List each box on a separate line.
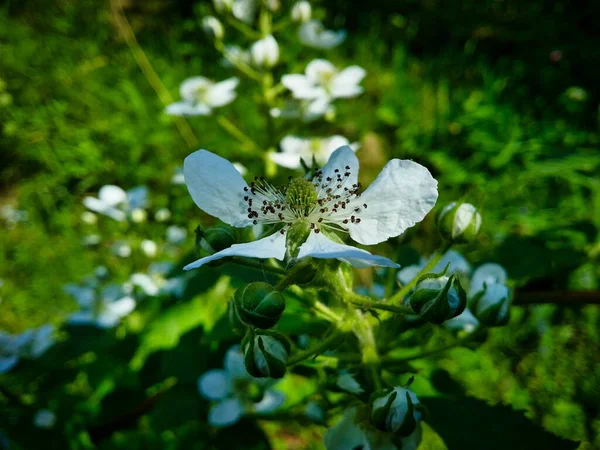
[234, 282, 285, 329]
[202, 16, 224, 40]
[195, 224, 238, 255]
[409, 269, 467, 324]
[371, 387, 422, 435]
[243, 332, 290, 378]
[471, 283, 511, 327]
[437, 202, 481, 243]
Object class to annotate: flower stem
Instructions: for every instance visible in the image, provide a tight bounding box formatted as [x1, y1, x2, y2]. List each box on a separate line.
[385, 241, 452, 305]
[225, 16, 262, 39]
[287, 329, 347, 365]
[216, 115, 262, 153]
[349, 292, 413, 315]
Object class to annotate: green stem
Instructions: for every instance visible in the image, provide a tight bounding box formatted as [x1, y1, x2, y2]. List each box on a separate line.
[214, 40, 263, 82]
[230, 257, 286, 275]
[386, 242, 452, 305]
[287, 329, 347, 365]
[369, 364, 382, 390]
[287, 286, 343, 323]
[216, 116, 262, 153]
[349, 293, 413, 315]
[225, 16, 262, 39]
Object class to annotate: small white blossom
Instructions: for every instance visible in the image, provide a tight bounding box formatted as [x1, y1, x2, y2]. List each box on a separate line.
[154, 208, 172, 222]
[166, 226, 187, 245]
[298, 20, 346, 49]
[183, 146, 438, 270]
[33, 410, 56, 429]
[222, 45, 251, 68]
[291, 1, 311, 23]
[83, 185, 148, 222]
[202, 16, 224, 40]
[198, 345, 284, 427]
[282, 59, 366, 107]
[166, 77, 239, 116]
[232, 0, 258, 24]
[66, 282, 135, 329]
[140, 239, 158, 258]
[270, 98, 335, 121]
[128, 273, 161, 297]
[250, 35, 279, 68]
[112, 241, 132, 258]
[271, 135, 358, 169]
[171, 167, 185, 185]
[213, 0, 234, 13]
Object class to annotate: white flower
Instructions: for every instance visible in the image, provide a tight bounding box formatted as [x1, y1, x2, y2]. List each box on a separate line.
[232, 0, 257, 24]
[324, 407, 422, 450]
[183, 146, 438, 270]
[397, 250, 471, 286]
[154, 208, 172, 222]
[140, 239, 158, 258]
[0, 326, 55, 373]
[250, 35, 279, 68]
[128, 273, 161, 297]
[66, 282, 135, 329]
[165, 77, 239, 116]
[33, 409, 56, 429]
[291, 1, 311, 23]
[298, 20, 346, 49]
[336, 371, 363, 394]
[198, 345, 284, 427]
[202, 16, 224, 40]
[282, 59, 366, 106]
[271, 135, 358, 169]
[83, 185, 148, 222]
[166, 225, 187, 245]
[469, 263, 507, 297]
[221, 45, 251, 68]
[112, 241, 132, 258]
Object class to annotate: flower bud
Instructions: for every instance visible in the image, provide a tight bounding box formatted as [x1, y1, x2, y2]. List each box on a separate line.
[213, 0, 233, 13]
[234, 282, 285, 329]
[437, 202, 481, 243]
[409, 270, 467, 324]
[291, 1, 311, 23]
[250, 35, 279, 68]
[243, 332, 290, 378]
[471, 283, 511, 327]
[196, 224, 238, 254]
[202, 16, 224, 40]
[263, 0, 280, 12]
[371, 387, 422, 435]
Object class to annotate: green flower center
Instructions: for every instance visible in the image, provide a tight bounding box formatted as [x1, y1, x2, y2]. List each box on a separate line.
[285, 178, 319, 215]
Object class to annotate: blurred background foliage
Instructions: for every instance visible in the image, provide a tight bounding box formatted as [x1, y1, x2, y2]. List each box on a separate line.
[0, 0, 599, 448]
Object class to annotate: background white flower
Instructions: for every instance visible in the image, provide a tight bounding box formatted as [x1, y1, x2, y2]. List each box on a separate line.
[291, 1, 311, 23]
[250, 35, 279, 68]
[198, 345, 284, 427]
[271, 135, 359, 169]
[298, 20, 346, 49]
[83, 185, 148, 222]
[396, 250, 472, 286]
[165, 77, 239, 116]
[182, 146, 437, 270]
[282, 59, 366, 107]
[66, 282, 135, 329]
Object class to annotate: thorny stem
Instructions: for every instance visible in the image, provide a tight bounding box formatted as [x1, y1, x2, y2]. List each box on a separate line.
[386, 241, 452, 305]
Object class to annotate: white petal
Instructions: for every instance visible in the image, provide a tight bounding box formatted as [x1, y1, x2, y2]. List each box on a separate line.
[470, 263, 507, 295]
[126, 186, 148, 210]
[68, 311, 96, 326]
[305, 96, 332, 118]
[98, 185, 127, 206]
[280, 135, 309, 155]
[183, 232, 286, 271]
[180, 77, 211, 101]
[184, 150, 253, 228]
[83, 197, 126, 222]
[330, 66, 366, 98]
[305, 59, 337, 84]
[315, 29, 346, 49]
[209, 398, 244, 427]
[319, 145, 359, 187]
[64, 284, 95, 308]
[97, 297, 136, 327]
[444, 308, 479, 332]
[253, 390, 285, 413]
[198, 369, 230, 400]
[348, 159, 438, 245]
[433, 250, 471, 276]
[297, 232, 399, 268]
[281, 74, 323, 99]
[269, 151, 306, 169]
[129, 273, 160, 296]
[0, 356, 19, 373]
[224, 345, 250, 380]
[165, 101, 211, 116]
[206, 78, 239, 107]
[30, 325, 54, 357]
[324, 408, 368, 450]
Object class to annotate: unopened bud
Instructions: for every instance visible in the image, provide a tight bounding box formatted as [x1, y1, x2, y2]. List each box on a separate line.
[250, 35, 279, 68]
[291, 1, 311, 23]
[243, 332, 290, 378]
[234, 282, 285, 329]
[202, 16, 224, 40]
[196, 224, 238, 255]
[213, 0, 233, 13]
[409, 268, 467, 324]
[371, 387, 422, 435]
[437, 202, 481, 243]
[471, 283, 511, 327]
